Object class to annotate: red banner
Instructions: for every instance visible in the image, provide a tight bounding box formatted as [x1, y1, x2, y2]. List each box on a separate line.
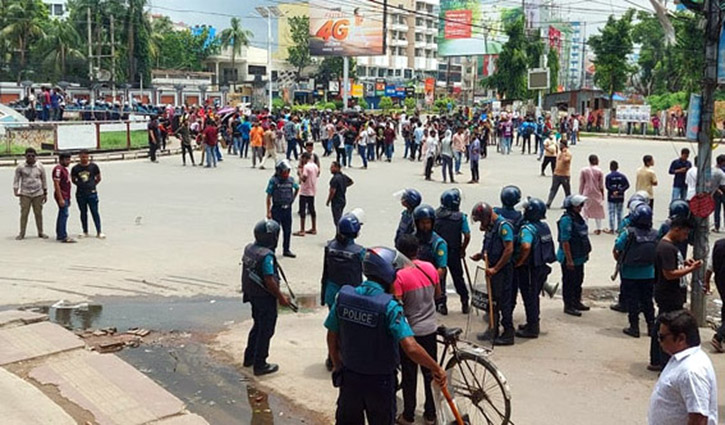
[444, 10, 472, 39]
[549, 26, 562, 53]
[481, 55, 498, 77]
[424, 78, 435, 93]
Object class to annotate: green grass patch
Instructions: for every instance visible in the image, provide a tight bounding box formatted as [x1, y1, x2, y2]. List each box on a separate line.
[98, 130, 148, 150]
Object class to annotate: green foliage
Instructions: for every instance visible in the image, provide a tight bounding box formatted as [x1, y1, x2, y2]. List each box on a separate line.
[404, 96, 416, 111]
[588, 10, 636, 99]
[325, 101, 338, 111]
[272, 97, 287, 111]
[287, 16, 311, 78]
[316, 57, 356, 83]
[151, 26, 220, 71]
[1, 0, 49, 70]
[481, 16, 531, 100]
[220, 17, 253, 89]
[434, 97, 456, 113]
[547, 49, 559, 92]
[646, 91, 689, 112]
[379, 96, 394, 111]
[358, 97, 369, 110]
[333, 100, 344, 110]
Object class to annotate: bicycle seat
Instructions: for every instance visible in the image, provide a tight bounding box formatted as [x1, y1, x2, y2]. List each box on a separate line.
[437, 326, 462, 340]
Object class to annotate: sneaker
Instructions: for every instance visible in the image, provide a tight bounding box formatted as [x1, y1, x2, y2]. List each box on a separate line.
[79, 233, 90, 239]
[96, 233, 106, 239]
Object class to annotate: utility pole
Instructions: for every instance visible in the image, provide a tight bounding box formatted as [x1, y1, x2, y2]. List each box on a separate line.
[692, 0, 721, 325]
[110, 15, 116, 102]
[267, 10, 273, 112]
[343, 56, 349, 110]
[87, 7, 94, 104]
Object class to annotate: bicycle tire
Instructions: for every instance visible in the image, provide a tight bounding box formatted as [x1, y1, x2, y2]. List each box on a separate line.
[444, 350, 512, 425]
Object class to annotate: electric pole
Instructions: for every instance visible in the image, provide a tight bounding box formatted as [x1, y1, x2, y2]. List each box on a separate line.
[87, 7, 94, 104]
[692, 0, 721, 325]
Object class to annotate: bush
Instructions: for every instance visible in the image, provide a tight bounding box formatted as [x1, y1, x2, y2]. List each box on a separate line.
[272, 97, 287, 111]
[333, 100, 344, 110]
[324, 102, 337, 111]
[358, 98, 369, 110]
[379, 96, 394, 111]
[647, 91, 689, 113]
[404, 97, 416, 111]
[434, 97, 456, 114]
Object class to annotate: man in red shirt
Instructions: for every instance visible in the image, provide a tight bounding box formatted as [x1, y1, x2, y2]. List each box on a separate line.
[53, 153, 75, 242]
[202, 118, 218, 168]
[384, 121, 396, 162]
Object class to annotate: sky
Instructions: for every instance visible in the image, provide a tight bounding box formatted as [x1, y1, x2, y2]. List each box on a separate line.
[147, 0, 659, 50]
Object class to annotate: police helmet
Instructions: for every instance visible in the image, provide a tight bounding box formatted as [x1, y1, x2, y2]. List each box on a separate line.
[500, 185, 522, 207]
[627, 191, 650, 209]
[440, 188, 462, 211]
[471, 202, 494, 228]
[524, 197, 547, 222]
[337, 213, 361, 239]
[668, 199, 690, 221]
[275, 159, 291, 175]
[413, 204, 436, 222]
[253, 219, 280, 249]
[401, 189, 422, 210]
[630, 203, 654, 229]
[563, 194, 587, 210]
[362, 246, 401, 287]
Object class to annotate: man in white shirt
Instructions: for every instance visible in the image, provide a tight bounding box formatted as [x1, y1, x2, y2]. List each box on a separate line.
[648, 310, 718, 425]
[424, 129, 438, 181]
[685, 157, 698, 201]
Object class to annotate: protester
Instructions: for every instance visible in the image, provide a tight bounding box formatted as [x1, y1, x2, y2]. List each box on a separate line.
[326, 161, 354, 227]
[636, 155, 658, 210]
[605, 160, 629, 234]
[71, 150, 104, 239]
[52, 152, 74, 243]
[13, 148, 48, 240]
[545, 141, 572, 208]
[294, 152, 319, 237]
[579, 154, 606, 235]
[668, 148, 691, 202]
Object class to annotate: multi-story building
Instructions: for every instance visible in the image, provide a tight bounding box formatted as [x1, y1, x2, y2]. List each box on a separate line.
[567, 21, 585, 90]
[41, 0, 69, 19]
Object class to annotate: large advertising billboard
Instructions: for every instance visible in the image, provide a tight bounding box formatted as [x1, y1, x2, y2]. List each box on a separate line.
[309, 0, 385, 56]
[437, 0, 507, 57]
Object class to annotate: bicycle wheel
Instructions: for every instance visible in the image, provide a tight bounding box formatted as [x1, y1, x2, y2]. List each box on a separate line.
[444, 351, 511, 425]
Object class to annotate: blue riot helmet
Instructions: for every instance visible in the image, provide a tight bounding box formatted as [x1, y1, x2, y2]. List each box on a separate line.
[630, 203, 654, 229]
[413, 204, 436, 237]
[338, 213, 362, 240]
[401, 189, 422, 210]
[275, 159, 291, 176]
[500, 185, 522, 208]
[254, 219, 281, 249]
[563, 194, 587, 211]
[363, 247, 403, 288]
[627, 191, 650, 210]
[668, 199, 690, 221]
[440, 188, 462, 211]
[524, 197, 547, 222]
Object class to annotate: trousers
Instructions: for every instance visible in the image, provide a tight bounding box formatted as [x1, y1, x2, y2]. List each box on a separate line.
[56, 198, 70, 240]
[19, 194, 44, 237]
[443, 252, 468, 305]
[336, 370, 396, 425]
[400, 332, 437, 422]
[490, 264, 514, 332]
[622, 278, 655, 328]
[271, 206, 292, 253]
[516, 265, 550, 325]
[561, 263, 584, 308]
[546, 175, 571, 206]
[650, 303, 682, 367]
[244, 296, 278, 369]
[76, 192, 102, 234]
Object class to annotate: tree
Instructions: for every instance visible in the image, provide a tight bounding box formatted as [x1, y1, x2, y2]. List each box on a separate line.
[315, 57, 357, 82]
[404, 96, 416, 111]
[220, 17, 253, 91]
[287, 16, 311, 79]
[588, 9, 635, 126]
[41, 18, 84, 79]
[481, 16, 529, 100]
[547, 48, 559, 92]
[124, 0, 153, 85]
[379, 96, 394, 111]
[1, 0, 48, 69]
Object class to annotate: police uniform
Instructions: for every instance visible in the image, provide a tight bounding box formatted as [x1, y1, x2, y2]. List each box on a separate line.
[416, 231, 448, 274]
[557, 210, 591, 310]
[324, 281, 414, 424]
[321, 238, 366, 308]
[241, 242, 280, 369]
[483, 215, 515, 335]
[434, 208, 470, 305]
[266, 175, 299, 253]
[395, 209, 415, 245]
[495, 206, 524, 312]
[516, 221, 555, 329]
[615, 226, 656, 331]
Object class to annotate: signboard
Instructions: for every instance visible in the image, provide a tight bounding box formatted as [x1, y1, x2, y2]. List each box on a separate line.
[375, 79, 386, 96]
[328, 80, 340, 97]
[385, 85, 396, 96]
[308, 0, 385, 56]
[719, 19, 725, 84]
[351, 84, 363, 98]
[686, 93, 702, 141]
[549, 26, 562, 53]
[405, 87, 416, 97]
[528, 68, 549, 90]
[492, 101, 502, 115]
[438, 0, 485, 56]
[615, 104, 652, 124]
[424, 78, 435, 93]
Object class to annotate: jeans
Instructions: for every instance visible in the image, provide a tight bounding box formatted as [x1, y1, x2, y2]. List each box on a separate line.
[671, 186, 686, 202]
[502, 136, 512, 154]
[286, 138, 299, 160]
[233, 136, 242, 155]
[56, 198, 70, 240]
[608, 201, 623, 231]
[715, 192, 725, 230]
[470, 159, 479, 181]
[561, 263, 584, 309]
[358, 145, 368, 168]
[252, 146, 264, 167]
[536, 135, 544, 159]
[425, 157, 434, 180]
[400, 332, 437, 422]
[181, 144, 195, 165]
[385, 144, 393, 161]
[622, 278, 655, 329]
[240, 137, 250, 158]
[345, 144, 354, 167]
[76, 192, 101, 234]
[271, 206, 292, 253]
[244, 296, 278, 369]
[215, 144, 223, 161]
[570, 131, 577, 145]
[441, 155, 454, 182]
[404, 138, 412, 159]
[520, 134, 532, 154]
[368, 143, 376, 161]
[205, 145, 217, 167]
[454, 151, 462, 173]
[546, 175, 571, 207]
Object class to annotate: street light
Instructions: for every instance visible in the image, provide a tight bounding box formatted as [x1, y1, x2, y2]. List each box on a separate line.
[255, 6, 283, 113]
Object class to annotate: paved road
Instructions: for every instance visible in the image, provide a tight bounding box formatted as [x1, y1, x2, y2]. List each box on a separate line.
[0, 133, 708, 307]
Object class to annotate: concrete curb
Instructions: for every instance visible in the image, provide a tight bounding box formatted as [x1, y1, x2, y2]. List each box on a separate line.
[0, 148, 183, 167]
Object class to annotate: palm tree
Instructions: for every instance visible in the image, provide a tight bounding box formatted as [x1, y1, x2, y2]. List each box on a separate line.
[219, 17, 253, 91]
[149, 16, 173, 68]
[42, 18, 85, 79]
[1, 0, 47, 68]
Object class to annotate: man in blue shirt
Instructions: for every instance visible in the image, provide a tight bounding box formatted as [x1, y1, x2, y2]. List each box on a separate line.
[668, 148, 691, 202]
[239, 116, 252, 158]
[471, 202, 516, 345]
[605, 160, 630, 233]
[613, 203, 657, 338]
[325, 247, 446, 424]
[557, 194, 592, 316]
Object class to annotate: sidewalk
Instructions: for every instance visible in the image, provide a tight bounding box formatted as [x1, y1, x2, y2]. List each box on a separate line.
[0, 309, 208, 425]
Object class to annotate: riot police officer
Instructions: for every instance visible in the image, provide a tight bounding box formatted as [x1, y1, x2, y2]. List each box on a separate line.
[414, 204, 449, 314]
[395, 188, 422, 245]
[470, 202, 516, 345]
[613, 203, 657, 338]
[241, 219, 292, 376]
[611, 191, 650, 313]
[266, 159, 299, 258]
[321, 213, 366, 370]
[514, 197, 556, 338]
[324, 247, 446, 425]
[435, 188, 471, 314]
[495, 185, 524, 314]
[557, 194, 592, 316]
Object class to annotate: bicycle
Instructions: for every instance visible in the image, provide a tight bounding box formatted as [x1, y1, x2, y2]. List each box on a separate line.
[436, 325, 512, 425]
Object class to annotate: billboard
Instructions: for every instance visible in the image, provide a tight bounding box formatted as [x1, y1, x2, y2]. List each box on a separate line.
[308, 0, 385, 56]
[438, 1, 510, 56]
[686, 94, 702, 141]
[615, 105, 652, 124]
[528, 69, 549, 90]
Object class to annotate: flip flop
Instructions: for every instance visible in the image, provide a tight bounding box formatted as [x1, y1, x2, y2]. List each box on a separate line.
[293, 231, 305, 237]
[305, 230, 317, 235]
